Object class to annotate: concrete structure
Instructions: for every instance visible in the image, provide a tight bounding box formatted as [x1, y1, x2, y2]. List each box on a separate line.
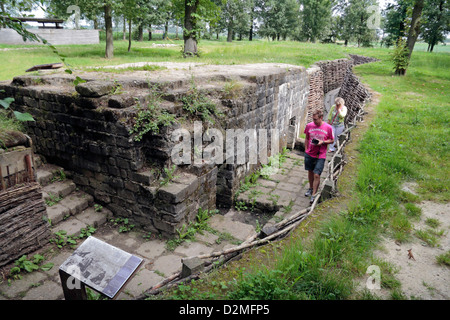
[0, 58, 371, 238]
[0, 56, 375, 300]
[0, 28, 99, 45]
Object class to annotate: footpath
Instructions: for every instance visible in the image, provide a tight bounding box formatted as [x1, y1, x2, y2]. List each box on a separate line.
[0, 149, 330, 300]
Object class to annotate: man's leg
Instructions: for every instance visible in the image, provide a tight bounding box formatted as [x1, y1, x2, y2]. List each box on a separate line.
[308, 170, 314, 189]
[304, 154, 314, 197]
[310, 159, 325, 203]
[312, 173, 321, 195]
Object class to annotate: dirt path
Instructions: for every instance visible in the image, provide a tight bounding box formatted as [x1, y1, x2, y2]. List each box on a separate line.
[374, 184, 450, 300]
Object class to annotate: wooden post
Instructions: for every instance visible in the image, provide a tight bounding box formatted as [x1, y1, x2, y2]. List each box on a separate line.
[24, 154, 34, 182]
[0, 167, 5, 190]
[59, 269, 87, 300]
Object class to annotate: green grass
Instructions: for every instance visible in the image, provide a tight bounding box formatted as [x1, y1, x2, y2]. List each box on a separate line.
[3, 39, 448, 81]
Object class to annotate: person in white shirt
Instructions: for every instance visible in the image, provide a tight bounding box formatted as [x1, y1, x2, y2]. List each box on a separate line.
[327, 97, 347, 152]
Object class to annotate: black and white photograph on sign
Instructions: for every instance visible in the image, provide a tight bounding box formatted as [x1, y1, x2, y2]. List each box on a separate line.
[59, 236, 142, 298]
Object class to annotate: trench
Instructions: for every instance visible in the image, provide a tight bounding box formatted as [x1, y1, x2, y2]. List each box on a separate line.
[0, 55, 376, 271]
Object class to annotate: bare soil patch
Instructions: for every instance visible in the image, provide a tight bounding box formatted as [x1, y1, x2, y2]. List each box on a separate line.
[374, 183, 449, 300]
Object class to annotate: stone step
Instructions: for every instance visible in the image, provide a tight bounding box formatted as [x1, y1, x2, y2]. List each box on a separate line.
[45, 189, 93, 225]
[37, 163, 113, 238]
[42, 180, 77, 201]
[36, 164, 66, 187]
[51, 206, 113, 237]
[207, 213, 255, 242]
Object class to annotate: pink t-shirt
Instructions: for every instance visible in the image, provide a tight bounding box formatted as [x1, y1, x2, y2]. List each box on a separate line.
[304, 122, 334, 159]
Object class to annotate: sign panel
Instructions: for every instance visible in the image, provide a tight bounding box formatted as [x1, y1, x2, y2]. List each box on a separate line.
[59, 236, 143, 299]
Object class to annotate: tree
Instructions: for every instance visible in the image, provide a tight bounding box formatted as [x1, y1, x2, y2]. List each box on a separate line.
[183, 0, 199, 55]
[421, 0, 450, 52]
[0, 0, 42, 41]
[258, 0, 299, 41]
[406, 0, 425, 59]
[381, 0, 409, 47]
[298, 0, 332, 42]
[338, 0, 378, 47]
[46, 0, 120, 59]
[177, 0, 219, 57]
[220, 0, 251, 42]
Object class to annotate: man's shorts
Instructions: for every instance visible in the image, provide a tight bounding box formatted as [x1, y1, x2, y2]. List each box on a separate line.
[304, 153, 325, 175]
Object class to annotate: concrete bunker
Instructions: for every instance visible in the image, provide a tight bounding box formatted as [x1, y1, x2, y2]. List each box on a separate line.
[0, 57, 372, 244]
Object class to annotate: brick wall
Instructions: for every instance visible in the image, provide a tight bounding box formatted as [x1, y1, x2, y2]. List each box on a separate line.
[0, 63, 310, 236]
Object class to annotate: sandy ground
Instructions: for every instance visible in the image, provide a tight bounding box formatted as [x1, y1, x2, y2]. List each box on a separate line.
[372, 183, 449, 300]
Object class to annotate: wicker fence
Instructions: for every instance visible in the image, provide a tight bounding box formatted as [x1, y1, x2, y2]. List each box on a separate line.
[0, 132, 49, 267]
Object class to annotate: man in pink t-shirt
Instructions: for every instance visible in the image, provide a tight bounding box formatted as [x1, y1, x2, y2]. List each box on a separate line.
[303, 110, 334, 204]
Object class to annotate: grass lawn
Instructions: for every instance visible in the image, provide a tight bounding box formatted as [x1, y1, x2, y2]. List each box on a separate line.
[2, 39, 447, 81]
[1, 38, 449, 300]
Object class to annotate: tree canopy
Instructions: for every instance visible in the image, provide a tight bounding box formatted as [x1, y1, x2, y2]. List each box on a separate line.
[1, 0, 448, 59]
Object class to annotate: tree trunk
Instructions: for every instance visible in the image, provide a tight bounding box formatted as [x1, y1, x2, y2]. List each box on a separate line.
[249, 6, 255, 41]
[104, 5, 113, 59]
[406, 0, 425, 60]
[164, 21, 169, 40]
[227, 23, 233, 42]
[128, 19, 132, 52]
[1, 2, 6, 28]
[148, 24, 152, 40]
[184, 0, 199, 57]
[123, 16, 126, 40]
[138, 24, 143, 41]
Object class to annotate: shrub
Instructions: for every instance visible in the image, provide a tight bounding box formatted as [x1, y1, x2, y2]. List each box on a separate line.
[391, 38, 409, 75]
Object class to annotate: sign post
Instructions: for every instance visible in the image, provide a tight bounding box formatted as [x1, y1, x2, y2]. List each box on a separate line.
[59, 236, 143, 300]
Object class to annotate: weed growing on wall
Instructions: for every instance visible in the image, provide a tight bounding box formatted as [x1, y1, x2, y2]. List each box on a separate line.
[129, 86, 177, 142]
[180, 76, 223, 125]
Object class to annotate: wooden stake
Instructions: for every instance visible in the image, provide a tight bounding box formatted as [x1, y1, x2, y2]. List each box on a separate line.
[0, 167, 5, 190]
[25, 154, 34, 182]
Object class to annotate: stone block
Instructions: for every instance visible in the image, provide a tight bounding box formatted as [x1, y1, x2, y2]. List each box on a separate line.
[43, 180, 76, 199]
[59, 191, 93, 216]
[108, 95, 135, 109]
[158, 173, 199, 204]
[131, 169, 156, 186]
[53, 217, 87, 237]
[321, 179, 335, 200]
[76, 206, 113, 228]
[46, 203, 71, 225]
[75, 80, 114, 98]
[261, 224, 278, 237]
[180, 257, 205, 278]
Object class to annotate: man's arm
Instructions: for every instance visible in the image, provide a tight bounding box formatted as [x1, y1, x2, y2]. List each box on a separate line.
[318, 128, 334, 146]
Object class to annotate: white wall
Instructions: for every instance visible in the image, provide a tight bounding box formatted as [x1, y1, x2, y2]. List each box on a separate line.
[0, 28, 99, 45]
